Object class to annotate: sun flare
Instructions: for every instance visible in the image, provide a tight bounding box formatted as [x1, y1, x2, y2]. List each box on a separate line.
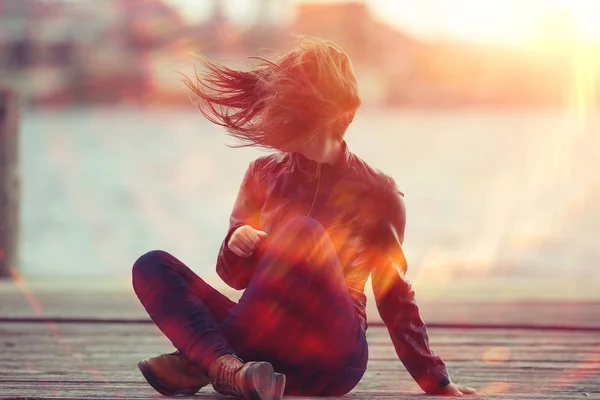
[370, 0, 600, 46]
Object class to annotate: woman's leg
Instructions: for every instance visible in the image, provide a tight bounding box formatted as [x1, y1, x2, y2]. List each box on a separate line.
[132, 250, 237, 372]
[219, 216, 367, 395]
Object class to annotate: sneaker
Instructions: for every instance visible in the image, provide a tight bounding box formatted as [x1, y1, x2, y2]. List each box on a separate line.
[208, 354, 286, 400]
[137, 350, 210, 396]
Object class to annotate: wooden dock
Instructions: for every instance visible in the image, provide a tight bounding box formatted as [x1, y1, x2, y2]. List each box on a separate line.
[1, 280, 599, 399]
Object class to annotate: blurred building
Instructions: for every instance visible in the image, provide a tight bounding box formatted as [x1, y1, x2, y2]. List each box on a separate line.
[0, 0, 194, 105]
[0, 0, 598, 109]
[0, 0, 78, 103]
[189, 0, 291, 56]
[0, 0, 294, 106]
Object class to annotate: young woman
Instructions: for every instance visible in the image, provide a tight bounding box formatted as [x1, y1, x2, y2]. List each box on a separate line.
[132, 36, 475, 399]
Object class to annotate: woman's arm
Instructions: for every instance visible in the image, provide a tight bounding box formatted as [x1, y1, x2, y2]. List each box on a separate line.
[216, 159, 263, 290]
[369, 180, 451, 394]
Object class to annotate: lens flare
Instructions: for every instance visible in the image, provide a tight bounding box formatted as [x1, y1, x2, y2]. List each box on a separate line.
[482, 346, 511, 364]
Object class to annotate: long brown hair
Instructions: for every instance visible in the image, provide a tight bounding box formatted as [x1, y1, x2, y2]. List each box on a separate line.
[181, 36, 361, 150]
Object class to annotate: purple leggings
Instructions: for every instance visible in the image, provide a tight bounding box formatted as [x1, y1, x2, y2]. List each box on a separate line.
[132, 216, 368, 395]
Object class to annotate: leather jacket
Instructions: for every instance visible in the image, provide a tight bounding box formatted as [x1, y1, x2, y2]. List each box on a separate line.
[216, 141, 450, 393]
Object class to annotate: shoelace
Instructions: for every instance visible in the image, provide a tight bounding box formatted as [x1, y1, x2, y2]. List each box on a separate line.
[216, 358, 240, 391]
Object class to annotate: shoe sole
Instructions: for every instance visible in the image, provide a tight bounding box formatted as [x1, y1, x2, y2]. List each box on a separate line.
[137, 359, 200, 397]
[274, 373, 286, 400]
[243, 362, 282, 400]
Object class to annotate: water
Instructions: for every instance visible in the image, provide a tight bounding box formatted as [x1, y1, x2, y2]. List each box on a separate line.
[18, 107, 600, 283]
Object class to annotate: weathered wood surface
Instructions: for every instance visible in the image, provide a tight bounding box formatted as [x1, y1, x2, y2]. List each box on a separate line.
[1, 281, 599, 399]
[0, 89, 20, 278]
[0, 322, 598, 400]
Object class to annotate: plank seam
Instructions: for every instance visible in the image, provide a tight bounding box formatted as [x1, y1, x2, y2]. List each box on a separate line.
[1, 317, 599, 332]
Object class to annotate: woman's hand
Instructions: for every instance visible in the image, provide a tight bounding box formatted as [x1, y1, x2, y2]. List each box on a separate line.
[436, 382, 476, 397]
[227, 225, 268, 258]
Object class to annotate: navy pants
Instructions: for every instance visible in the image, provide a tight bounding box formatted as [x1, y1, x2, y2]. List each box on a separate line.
[132, 216, 368, 396]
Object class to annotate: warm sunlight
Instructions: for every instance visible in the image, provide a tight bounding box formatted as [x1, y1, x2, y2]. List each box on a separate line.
[557, 0, 600, 44]
[369, 0, 600, 46]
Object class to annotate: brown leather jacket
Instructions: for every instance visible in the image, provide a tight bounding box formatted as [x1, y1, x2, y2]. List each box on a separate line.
[216, 141, 450, 393]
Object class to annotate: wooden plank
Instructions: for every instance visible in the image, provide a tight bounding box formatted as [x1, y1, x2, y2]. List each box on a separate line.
[0, 323, 598, 399]
[0, 89, 20, 278]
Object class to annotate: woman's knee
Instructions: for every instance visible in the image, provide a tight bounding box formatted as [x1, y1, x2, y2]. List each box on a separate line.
[132, 249, 171, 280]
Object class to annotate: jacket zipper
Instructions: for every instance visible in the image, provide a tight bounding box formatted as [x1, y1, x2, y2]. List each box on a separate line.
[307, 164, 321, 217]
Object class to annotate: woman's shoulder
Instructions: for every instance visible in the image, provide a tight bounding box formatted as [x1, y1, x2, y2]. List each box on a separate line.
[347, 153, 404, 197]
[251, 152, 286, 169]
[247, 152, 287, 181]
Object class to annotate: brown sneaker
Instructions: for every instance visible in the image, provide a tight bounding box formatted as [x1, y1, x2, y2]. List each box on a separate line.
[137, 350, 210, 396]
[208, 354, 286, 400]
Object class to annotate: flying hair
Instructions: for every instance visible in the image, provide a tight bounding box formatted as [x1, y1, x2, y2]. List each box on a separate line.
[180, 35, 361, 150]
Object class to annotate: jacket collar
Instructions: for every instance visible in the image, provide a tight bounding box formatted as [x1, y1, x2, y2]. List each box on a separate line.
[290, 140, 352, 175]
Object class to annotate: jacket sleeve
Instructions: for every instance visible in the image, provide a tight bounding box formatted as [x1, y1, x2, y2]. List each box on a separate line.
[216, 160, 263, 290]
[369, 180, 450, 394]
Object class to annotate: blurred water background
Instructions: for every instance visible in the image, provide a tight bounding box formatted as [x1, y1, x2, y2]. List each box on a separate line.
[2, 0, 600, 294]
[20, 107, 600, 284]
